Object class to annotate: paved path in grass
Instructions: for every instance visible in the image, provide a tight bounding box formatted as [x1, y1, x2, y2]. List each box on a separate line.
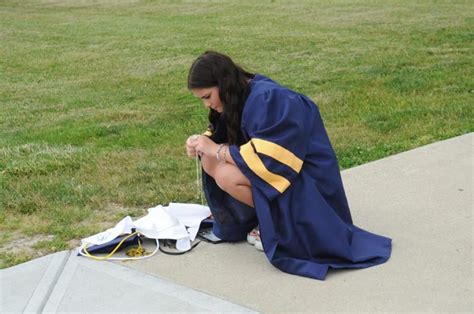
[1, 133, 472, 313]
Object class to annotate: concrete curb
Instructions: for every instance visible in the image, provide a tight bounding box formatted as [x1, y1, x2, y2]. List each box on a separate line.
[23, 251, 70, 313]
[43, 249, 257, 313]
[0, 251, 69, 313]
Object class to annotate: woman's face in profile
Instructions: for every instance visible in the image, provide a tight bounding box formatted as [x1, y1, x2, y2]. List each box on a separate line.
[191, 87, 223, 113]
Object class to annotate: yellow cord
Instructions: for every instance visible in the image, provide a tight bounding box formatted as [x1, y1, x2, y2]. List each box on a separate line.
[125, 237, 149, 257]
[82, 231, 140, 261]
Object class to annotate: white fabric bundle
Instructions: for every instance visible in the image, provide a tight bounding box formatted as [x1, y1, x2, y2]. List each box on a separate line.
[81, 203, 211, 252]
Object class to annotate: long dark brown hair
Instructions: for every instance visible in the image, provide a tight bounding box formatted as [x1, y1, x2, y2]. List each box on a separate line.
[187, 51, 255, 145]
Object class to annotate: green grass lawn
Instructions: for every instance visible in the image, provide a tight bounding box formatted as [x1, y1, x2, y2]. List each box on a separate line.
[0, 0, 472, 267]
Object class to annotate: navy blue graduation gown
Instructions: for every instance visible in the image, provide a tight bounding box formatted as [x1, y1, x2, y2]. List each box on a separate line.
[203, 74, 392, 280]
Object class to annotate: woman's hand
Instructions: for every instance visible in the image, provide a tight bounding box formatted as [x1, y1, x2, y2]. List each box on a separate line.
[187, 134, 219, 158]
[185, 134, 200, 157]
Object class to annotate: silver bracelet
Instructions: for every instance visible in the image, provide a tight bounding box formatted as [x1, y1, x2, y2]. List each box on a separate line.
[223, 145, 228, 163]
[216, 144, 224, 161]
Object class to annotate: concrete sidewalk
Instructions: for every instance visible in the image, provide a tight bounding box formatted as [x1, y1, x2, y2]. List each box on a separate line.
[1, 250, 256, 313]
[1, 133, 472, 313]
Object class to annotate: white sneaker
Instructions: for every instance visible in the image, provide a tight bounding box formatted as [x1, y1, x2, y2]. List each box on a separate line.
[254, 237, 264, 251]
[247, 226, 259, 244]
[247, 226, 264, 251]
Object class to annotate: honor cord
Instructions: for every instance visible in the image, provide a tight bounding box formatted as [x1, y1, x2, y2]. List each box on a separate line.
[196, 154, 204, 205]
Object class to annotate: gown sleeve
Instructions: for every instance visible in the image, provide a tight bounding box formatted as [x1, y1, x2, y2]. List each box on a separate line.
[229, 88, 315, 201]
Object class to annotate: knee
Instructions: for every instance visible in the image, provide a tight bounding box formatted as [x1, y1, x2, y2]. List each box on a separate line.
[214, 167, 235, 192]
[200, 155, 216, 178]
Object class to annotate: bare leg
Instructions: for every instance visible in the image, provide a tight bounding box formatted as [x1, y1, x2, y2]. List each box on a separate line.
[214, 163, 254, 208]
[200, 155, 254, 208]
[200, 154, 218, 178]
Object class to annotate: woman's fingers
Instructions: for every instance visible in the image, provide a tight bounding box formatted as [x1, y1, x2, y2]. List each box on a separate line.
[185, 134, 200, 157]
[186, 134, 217, 157]
[186, 146, 192, 156]
[186, 145, 197, 157]
[186, 134, 199, 145]
[195, 137, 217, 157]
